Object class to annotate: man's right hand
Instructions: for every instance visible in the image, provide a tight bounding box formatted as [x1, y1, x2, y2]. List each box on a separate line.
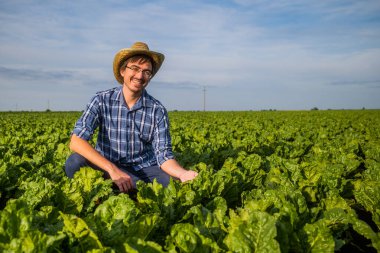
[107, 165, 134, 193]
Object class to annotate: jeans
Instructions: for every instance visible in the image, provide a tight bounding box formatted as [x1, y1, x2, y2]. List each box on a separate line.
[64, 153, 172, 188]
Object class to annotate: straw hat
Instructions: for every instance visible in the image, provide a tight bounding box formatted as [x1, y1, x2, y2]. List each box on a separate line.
[113, 42, 165, 84]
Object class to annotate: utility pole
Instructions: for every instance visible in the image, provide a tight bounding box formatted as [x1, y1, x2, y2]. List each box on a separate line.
[203, 86, 206, 111]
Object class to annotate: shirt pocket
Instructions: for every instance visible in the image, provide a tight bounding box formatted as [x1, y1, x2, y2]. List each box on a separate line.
[137, 123, 154, 143]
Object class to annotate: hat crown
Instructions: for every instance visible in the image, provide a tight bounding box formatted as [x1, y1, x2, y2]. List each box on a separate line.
[131, 42, 149, 51]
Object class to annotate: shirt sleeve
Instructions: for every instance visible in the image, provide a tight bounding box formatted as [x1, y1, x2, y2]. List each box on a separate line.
[72, 95, 100, 141]
[153, 108, 175, 166]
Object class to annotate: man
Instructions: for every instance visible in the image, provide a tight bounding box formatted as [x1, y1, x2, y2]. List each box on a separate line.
[65, 42, 198, 192]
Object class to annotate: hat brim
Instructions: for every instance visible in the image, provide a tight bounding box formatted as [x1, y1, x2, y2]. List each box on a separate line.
[113, 49, 165, 84]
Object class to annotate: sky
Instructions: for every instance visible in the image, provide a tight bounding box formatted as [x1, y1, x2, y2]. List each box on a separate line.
[0, 0, 379, 111]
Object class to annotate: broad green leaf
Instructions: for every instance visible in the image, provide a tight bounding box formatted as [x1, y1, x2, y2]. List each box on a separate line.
[302, 222, 335, 253]
[166, 223, 221, 253]
[224, 209, 280, 253]
[60, 212, 103, 250]
[124, 238, 164, 253]
[181, 197, 228, 242]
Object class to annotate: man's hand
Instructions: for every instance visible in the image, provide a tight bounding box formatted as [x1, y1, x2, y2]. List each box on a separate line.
[161, 159, 199, 183]
[108, 165, 134, 192]
[179, 170, 198, 183]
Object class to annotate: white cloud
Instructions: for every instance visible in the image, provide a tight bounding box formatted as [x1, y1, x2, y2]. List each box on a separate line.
[0, 0, 379, 110]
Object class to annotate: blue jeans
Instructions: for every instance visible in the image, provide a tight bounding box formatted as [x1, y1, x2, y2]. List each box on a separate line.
[64, 153, 172, 188]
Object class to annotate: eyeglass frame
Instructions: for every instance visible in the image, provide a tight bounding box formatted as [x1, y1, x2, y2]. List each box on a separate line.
[125, 65, 153, 79]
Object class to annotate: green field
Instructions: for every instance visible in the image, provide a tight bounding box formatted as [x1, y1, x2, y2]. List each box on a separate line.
[0, 110, 379, 252]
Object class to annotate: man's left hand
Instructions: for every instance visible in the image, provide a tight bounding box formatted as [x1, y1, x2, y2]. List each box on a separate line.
[179, 170, 198, 182]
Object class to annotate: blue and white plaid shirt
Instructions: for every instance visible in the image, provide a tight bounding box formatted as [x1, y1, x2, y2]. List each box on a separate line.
[72, 86, 174, 171]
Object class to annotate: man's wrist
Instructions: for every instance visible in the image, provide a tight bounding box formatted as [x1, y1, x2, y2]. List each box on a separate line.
[103, 162, 118, 174]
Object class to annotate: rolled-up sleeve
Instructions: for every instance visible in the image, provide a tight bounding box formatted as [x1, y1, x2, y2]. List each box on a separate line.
[72, 95, 100, 141]
[153, 109, 175, 166]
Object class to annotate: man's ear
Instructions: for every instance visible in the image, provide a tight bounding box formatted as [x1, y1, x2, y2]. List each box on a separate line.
[120, 68, 125, 78]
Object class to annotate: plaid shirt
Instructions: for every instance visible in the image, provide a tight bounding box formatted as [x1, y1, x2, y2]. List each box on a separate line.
[72, 86, 174, 170]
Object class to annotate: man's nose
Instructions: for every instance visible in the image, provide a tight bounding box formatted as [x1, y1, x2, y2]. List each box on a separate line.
[134, 69, 144, 79]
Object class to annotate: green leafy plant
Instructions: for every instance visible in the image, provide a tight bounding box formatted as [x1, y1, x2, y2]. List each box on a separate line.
[0, 110, 379, 252]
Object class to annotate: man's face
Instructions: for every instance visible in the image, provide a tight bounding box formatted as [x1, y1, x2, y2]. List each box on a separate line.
[120, 60, 153, 95]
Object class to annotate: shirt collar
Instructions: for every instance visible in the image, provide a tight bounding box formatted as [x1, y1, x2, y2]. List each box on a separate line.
[115, 87, 154, 110]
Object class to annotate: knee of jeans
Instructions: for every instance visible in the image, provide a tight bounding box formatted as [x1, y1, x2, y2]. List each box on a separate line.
[65, 153, 86, 178]
[158, 173, 171, 187]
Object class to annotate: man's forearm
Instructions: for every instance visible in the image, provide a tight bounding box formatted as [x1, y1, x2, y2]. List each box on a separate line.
[161, 159, 198, 182]
[160, 159, 187, 178]
[69, 134, 115, 174]
[70, 134, 134, 192]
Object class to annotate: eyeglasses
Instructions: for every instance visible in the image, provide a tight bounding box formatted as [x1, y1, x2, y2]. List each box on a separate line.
[126, 65, 153, 79]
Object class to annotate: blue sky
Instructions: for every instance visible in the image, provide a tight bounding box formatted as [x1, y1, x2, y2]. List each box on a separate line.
[0, 0, 379, 111]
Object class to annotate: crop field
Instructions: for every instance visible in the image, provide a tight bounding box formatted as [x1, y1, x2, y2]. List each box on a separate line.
[0, 110, 379, 252]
